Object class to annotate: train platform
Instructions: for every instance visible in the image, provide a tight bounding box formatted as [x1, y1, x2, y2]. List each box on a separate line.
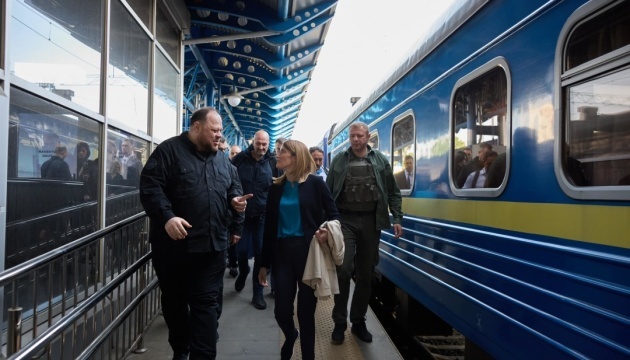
[126, 261, 403, 360]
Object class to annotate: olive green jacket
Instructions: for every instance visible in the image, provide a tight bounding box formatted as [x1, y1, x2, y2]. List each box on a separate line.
[326, 146, 403, 230]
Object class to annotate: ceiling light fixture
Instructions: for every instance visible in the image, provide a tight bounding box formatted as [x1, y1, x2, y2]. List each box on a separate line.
[227, 93, 243, 107]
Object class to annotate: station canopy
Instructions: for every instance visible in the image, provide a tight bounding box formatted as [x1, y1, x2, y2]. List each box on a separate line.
[182, 0, 338, 147]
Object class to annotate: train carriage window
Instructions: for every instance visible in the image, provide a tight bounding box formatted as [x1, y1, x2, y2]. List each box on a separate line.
[559, 1, 630, 199]
[392, 113, 415, 195]
[451, 59, 510, 195]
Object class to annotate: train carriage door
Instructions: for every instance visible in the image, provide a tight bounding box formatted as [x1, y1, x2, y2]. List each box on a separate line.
[392, 111, 415, 196]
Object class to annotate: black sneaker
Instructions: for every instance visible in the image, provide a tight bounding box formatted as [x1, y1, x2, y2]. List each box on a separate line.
[281, 329, 298, 360]
[331, 322, 346, 345]
[228, 267, 238, 277]
[234, 266, 250, 292]
[351, 322, 373, 343]
[252, 293, 267, 310]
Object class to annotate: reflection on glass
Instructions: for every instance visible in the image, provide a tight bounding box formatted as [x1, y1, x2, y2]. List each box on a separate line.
[10, 0, 103, 112]
[107, 0, 150, 132]
[153, 50, 179, 141]
[452, 67, 508, 189]
[392, 116, 414, 191]
[565, 68, 630, 186]
[156, 1, 180, 66]
[369, 133, 379, 150]
[7, 87, 102, 268]
[565, 1, 629, 70]
[126, 0, 152, 31]
[105, 127, 148, 226]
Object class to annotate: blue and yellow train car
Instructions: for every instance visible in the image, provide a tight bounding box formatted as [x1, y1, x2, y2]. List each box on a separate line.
[326, 0, 630, 358]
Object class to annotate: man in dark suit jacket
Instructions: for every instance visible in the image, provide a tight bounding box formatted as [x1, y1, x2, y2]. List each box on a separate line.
[394, 155, 414, 190]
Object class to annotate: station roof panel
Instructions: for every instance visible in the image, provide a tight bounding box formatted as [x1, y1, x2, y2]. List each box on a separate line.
[182, 0, 338, 145]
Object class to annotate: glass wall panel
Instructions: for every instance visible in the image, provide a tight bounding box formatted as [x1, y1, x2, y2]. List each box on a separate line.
[105, 127, 148, 226]
[153, 50, 179, 141]
[10, 0, 103, 113]
[156, 1, 180, 66]
[6, 87, 102, 268]
[108, 0, 150, 133]
[126, 0, 152, 32]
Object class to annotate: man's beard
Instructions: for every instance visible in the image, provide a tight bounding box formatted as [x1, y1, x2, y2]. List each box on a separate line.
[199, 141, 217, 154]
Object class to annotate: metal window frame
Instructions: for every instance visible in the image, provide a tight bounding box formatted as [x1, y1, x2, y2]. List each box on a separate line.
[390, 110, 416, 197]
[450, 56, 512, 198]
[553, 0, 630, 201]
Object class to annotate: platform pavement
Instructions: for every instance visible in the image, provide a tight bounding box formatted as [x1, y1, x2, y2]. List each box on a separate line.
[126, 261, 403, 360]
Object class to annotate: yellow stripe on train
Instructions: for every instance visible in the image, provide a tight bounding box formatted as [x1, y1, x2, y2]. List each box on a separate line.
[402, 198, 630, 249]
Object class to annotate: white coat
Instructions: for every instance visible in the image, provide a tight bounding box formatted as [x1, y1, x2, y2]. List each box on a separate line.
[302, 220, 345, 300]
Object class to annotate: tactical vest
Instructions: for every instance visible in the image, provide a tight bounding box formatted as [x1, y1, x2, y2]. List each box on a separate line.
[343, 158, 379, 204]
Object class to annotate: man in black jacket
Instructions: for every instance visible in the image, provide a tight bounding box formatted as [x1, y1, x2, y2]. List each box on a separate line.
[140, 107, 250, 360]
[41, 145, 72, 180]
[231, 130, 276, 310]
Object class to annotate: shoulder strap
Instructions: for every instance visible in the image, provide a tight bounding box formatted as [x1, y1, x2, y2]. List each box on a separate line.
[471, 170, 481, 188]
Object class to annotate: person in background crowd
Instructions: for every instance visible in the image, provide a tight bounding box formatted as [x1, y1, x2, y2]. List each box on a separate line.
[229, 145, 241, 160]
[231, 130, 276, 310]
[108, 160, 124, 186]
[227, 144, 243, 277]
[219, 137, 229, 153]
[463, 146, 472, 162]
[41, 145, 72, 180]
[456, 142, 493, 188]
[309, 146, 328, 181]
[326, 121, 403, 345]
[484, 152, 506, 188]
[140, 107, 250, 360]
[463, 150, 499, 189]
[75, 142, 98, 201]
[258, 139, 339, 360]
[452, 150, 468, 183]
[120, 139, 142, 186]
[273, 137, 287, 177]
[394, 155, 414, 190]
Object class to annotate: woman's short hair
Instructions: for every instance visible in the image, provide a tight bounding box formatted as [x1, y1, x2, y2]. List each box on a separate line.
[273, 139, 316, 184]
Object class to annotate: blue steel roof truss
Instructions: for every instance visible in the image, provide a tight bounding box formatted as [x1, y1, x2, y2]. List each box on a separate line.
[183, 0, 337, 147]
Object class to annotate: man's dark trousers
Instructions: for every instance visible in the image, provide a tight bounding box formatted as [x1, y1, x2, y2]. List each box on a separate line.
[152, 246, 226, 360]
[237, 216, 265, 295]
[332, 211, 381, 325]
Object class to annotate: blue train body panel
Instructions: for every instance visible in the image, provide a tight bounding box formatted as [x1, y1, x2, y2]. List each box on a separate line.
[325, 0, 630, 358]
